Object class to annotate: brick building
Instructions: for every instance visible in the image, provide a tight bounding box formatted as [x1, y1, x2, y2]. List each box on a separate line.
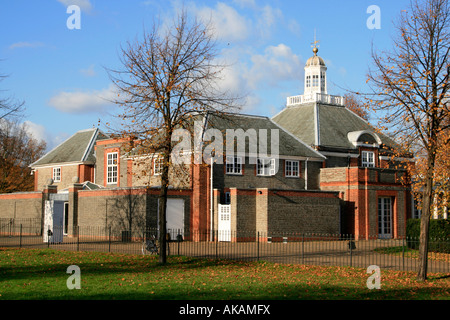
[0, 45, 413, 240]
[272, 45, 413, 239]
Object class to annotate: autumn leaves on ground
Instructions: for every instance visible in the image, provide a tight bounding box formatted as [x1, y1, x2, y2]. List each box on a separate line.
[0, 248, 448, 300]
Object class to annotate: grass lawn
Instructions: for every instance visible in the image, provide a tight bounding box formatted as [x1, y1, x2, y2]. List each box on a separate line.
[375, 246, 450, 262]
[0, 247, 449, 300]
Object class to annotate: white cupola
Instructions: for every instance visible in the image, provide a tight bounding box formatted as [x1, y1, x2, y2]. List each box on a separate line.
[304, 40, 327, 96]
[286, 35, 344, 107]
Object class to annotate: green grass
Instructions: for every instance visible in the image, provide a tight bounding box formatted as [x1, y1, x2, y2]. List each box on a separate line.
[374, 246, 450, 262]
[0, 247, 449, 300]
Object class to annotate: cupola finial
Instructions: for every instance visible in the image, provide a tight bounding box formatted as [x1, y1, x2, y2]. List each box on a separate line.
[311, 29, 320, 56]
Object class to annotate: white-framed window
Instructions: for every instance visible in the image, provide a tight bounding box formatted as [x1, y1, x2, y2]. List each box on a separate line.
[107, 152, 118, 184]
[361, 151, 375, 168]
[153, 156, 163, 175]
[226, 156, 242, 175]
[53, 167, 61, 182]
[378, 197, 393, 238]
[312, 74, 319, 87]
[306, 75, 311, 88]
[321, 72, 326, 91]
[285, 160, 299, 177]
[257, 158, 276, 176]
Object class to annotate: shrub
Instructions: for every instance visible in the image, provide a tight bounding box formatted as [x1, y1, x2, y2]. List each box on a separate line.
[406, 218, 450, 253]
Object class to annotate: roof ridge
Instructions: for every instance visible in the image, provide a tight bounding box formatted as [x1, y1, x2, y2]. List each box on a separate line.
[80, 128, 99, 162]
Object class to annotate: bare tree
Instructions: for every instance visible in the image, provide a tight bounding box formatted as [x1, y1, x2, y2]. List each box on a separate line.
[0, 72, 25, 120]
[107, 10, 240, 264]
[366, 0, 450, 281]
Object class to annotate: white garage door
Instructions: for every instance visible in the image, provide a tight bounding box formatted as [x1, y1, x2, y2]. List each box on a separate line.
[159, 198, 185, 238]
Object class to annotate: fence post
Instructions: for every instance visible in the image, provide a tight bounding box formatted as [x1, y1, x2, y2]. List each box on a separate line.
[302, 233, 305, 264]
[19, 224, 22, 248]
[77, 226, 80, 251]
[108, 226, 111, 253]
[349, 235, 353, 268]
[215, 231, 218, 260]
[257, 232, 260, 262]
[402, 237, 405, 271]
[9, 218, 13, 237]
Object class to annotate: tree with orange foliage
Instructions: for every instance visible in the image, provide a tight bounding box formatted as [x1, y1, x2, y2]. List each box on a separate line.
[410, 122, 450, 218]
[366, 0, 450, 281]
[343, 93, 370, 121]
[0, 120, 46, 193]
[107, 10, 240, 264]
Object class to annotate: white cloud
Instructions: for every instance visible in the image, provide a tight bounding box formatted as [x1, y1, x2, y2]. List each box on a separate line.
[57, 0, 93, 13]
[9, 42, 44, 50]
[80, 64, 96, 77]
[232, 0, 256, 9]
[245, 44, 303, 90]
[48, 84, 117, 114]
[22, 121, 71, 151]
[259, 5, 282, 28]
[22, 121, 47, 143]
[195, 2, 251, 42]
[212, 44, 303, 113]
[287, 19, 301, 37]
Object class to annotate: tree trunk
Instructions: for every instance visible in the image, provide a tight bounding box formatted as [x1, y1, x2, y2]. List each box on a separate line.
[417, 154, 435, 281]
[158, 150, 171, 265]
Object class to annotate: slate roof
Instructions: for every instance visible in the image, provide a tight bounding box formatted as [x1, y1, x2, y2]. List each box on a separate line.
[272, 103, 398, 151]
[31, 128, 109, 167]
[124, 112, 325, 161]
[204, 112, 325, 160]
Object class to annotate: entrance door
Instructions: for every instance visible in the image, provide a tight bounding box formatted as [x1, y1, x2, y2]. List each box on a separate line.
[158, 198, 185, 238]
[218, 204, 231, 242]
[43, 200, 64, 243]
[378, 197, 392, 239]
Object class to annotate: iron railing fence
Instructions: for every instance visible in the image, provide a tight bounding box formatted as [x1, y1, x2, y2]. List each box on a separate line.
[1, 224, 449, 274]
[0, 218, 42, 237]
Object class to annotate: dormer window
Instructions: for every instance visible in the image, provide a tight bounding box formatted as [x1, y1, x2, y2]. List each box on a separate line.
[361, 151, 375, 168]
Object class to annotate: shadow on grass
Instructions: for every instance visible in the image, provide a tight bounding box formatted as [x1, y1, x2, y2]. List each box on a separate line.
[1, 248, 449, 301]
[2, 280, 449, 301]
[0, 248, 241, 282]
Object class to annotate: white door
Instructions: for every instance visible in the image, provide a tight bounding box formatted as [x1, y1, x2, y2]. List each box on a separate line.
[218, 204, 231, 242]
[378, 197, 392, 239]
[43, 200, 64, 243]
[159, 198, 185, 238]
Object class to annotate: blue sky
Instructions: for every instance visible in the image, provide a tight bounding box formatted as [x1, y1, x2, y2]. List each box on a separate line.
[0, 0, 411, 150]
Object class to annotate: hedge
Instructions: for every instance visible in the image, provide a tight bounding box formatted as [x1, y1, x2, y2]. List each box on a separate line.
[406, 218, 450, 253]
